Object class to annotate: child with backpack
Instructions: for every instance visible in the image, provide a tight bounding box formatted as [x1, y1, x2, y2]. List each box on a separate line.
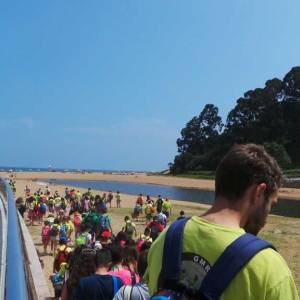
[33, 199, 40, 224]
[75, 224, 92, 247]
[145, 203, 154, 222]
[66, 216, 75, 242]
[27, 197, 35, 226]
[41, 220, 51, 254]
[156, 211, 167, 228]
[48, 197, 55, 213]
[137, 228, 153, 253]
[147, 216, 164, 241]
[109, 246, 140, 286]
[50, 218, 60, 254]
[60, 198, 67, 212]
[54, 197, 62, 216]
[47, 213, 55, 226]
[122, 216, 137, 239]
[73, 210, 82, 239]
[132, 203, 142, 221]
[39, 201, 47, 224]
[59, 218, 68, 241]
[53, 237, 72, 272]
[113, 250, 150, 300]
[98, 209, 113, 234]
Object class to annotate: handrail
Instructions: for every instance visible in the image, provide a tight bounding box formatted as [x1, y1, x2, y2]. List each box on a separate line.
[0, 180, 8, 300]
[0, 178, 29, 300]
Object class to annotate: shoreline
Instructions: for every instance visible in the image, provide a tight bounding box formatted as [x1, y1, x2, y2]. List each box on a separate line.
[1, 171, 300, 201]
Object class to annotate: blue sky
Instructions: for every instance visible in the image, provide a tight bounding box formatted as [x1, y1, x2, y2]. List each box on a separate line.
[1, 1, 300, 171]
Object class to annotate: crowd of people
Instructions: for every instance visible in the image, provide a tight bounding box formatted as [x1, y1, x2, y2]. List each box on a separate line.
[11, 144, 300, 300]
[16, 184, 177, 300]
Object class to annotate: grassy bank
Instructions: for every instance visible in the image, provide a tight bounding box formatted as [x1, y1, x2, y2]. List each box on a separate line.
[161, 171, 215, 180]
[162, 168, 300, 181]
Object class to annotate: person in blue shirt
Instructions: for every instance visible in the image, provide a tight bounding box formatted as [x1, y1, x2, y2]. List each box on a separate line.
[76, 249, 123, 300]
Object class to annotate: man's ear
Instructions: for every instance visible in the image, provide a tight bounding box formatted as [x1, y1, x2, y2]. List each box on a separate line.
[107, 262, 113, 270]
[253, 183, 267, 204]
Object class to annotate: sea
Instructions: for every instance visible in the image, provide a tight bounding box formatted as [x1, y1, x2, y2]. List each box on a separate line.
[0, 166, 141, 174]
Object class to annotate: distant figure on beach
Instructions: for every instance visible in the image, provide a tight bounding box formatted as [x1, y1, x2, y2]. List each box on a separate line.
[145, 144, 299, 299]
[146, 195, 154, 206]
[107, 191, 113, 208]
[116, 191, 121, 208]
[136, 194, 144, 207]
[24, 185, 31, 197]
[162, 198, 172, 218]
[155, 195, 163, 213]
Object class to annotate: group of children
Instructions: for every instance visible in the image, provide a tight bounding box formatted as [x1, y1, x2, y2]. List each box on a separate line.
[19, 185, 178, 300]
[132, 194, 172, 223]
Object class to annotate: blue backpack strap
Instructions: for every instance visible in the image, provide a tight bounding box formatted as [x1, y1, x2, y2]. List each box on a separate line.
[199, 233, 276, 300]
[112, 276, 120, 296]
[161, 217, 190, 281]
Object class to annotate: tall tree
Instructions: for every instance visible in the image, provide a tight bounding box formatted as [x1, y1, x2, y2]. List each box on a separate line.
[281, 67, 300, 164]
[177, 104, 223, 155]
[171, 66, 300, 174]
[225, 80, 285, 145]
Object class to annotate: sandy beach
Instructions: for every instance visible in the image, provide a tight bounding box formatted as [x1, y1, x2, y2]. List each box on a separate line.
[2, 171, 300, 200]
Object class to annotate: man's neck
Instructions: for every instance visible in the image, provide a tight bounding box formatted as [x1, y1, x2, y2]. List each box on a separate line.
[201, 197, 247, 230]
[95, 267, 109, 275]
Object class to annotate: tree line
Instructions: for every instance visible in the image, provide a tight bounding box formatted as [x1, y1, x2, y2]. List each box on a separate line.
[170, 67, 300, 174]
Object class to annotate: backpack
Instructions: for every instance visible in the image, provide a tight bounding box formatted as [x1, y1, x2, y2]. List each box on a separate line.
[60, 224, 68, 238]
[125, 221, 134, 236]
[60, 201, 66, 210]
[54, 246, 68, 271]
[49, 225, 59, 237]
[145, 205, 152, 215]
[39, 203, 47, 214]
[51, 272, 62, 287]
[75, 233, 87, 247]
[33, 202, 39, 212]
[150, 223, 161, 241]
[42, 226, 50, 238]
[157, 214, 166, 226]
[73, 215, 81, 227]
[150, 218, 276, 300]
[112, 276, 122, 297]
[99, 215, 110, 231]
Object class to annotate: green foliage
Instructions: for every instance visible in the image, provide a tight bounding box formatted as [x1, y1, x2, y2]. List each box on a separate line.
[171, 67, 300, 174]
[264, 142, 292, 169]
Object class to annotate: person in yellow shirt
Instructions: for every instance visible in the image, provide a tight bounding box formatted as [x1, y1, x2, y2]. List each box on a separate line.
[162, 198, 172, 218]
[145, 144, 299, 300]
[66, 216, 75, 242]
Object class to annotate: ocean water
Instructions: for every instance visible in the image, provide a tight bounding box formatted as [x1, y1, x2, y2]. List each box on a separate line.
[48, 179, 215, 205]
[47, 179, 300, 218]
[0, 166, 139, 173]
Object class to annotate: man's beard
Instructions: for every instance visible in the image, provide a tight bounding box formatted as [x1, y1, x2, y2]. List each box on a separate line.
[244, 202, 268, 235]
